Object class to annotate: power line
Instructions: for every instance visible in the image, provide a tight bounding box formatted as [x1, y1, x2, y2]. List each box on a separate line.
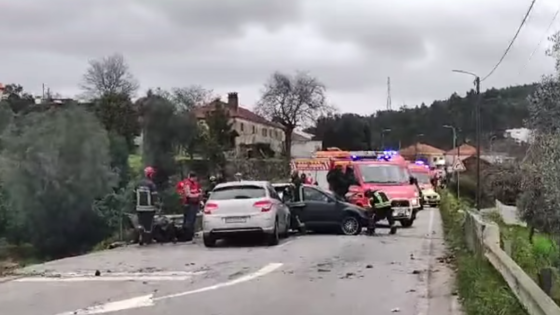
[481, 0, 538, 82]
[519, 3, 560, 74]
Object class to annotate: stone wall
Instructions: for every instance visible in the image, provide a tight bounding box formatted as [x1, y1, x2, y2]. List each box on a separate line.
[225, 158, 290, 181]
[183, 158, 290, 182]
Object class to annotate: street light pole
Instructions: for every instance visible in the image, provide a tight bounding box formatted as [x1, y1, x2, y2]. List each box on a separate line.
[453, 69, 481, 211]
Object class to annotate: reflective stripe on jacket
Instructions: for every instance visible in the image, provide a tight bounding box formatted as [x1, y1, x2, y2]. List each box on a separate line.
[369, 191, 391, 209]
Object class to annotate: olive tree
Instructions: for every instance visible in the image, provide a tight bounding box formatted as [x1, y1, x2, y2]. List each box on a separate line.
[0, 104, 117, 258]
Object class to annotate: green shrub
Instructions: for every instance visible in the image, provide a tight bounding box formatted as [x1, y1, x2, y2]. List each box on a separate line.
[439, 191, 527, 315]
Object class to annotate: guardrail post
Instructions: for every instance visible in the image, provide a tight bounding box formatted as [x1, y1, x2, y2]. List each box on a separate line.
[503, 240, 512, 256]
[538, 267, 554, 297]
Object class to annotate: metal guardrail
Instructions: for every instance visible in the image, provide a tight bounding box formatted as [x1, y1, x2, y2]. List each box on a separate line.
[462, 210, 560, 315]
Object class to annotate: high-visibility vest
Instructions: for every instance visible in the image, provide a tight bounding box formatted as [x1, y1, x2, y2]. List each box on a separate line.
[369, 190, 391, 209]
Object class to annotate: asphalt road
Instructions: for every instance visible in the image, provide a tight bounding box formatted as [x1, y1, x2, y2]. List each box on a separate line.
[0, 207, 461, 315]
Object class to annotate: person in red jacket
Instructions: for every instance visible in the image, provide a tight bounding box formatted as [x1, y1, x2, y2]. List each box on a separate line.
[183, 172, 202, 242]
[176, 179, 186, 204]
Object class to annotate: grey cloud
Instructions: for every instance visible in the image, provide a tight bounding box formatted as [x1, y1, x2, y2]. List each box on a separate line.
[139, 0, 303, 34]
[0, 0, 556, 114]
[0, 0, 303, 57]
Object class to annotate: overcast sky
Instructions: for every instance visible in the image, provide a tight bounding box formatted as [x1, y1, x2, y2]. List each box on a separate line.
[0, 0, 558, 114]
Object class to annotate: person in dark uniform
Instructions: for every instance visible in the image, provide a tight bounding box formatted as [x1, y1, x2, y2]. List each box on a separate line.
[290, 171, 302, 201]
[327, 164, 345, 198]
[289, 172, 306, 233]
[135, 166, 160, 245]
[365, 189, 396, 235]
[341, 165, 359, 199]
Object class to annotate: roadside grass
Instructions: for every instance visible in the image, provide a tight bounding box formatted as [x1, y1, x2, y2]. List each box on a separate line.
[0, 241, 42, 276]
[439, 191, 527, 315]
[482, 210, 560, 305]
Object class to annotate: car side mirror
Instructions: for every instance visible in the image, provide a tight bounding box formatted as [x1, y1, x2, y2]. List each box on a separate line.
[409, 176, 418, 185]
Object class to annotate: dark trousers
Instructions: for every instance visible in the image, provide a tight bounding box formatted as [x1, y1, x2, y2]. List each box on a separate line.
[368, 206, 395, 230]
[183, 203, 200, 240]
[137, 211, 156, 233]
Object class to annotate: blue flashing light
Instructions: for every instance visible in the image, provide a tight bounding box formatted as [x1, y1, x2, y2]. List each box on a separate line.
[414, 160, 425, 165]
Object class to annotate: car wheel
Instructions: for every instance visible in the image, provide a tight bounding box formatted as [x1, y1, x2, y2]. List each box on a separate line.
[340, 215, 362, 235]
[400, 219, 414, 228]
[203, 235, 216, 247]
[266, 220, 280, 246]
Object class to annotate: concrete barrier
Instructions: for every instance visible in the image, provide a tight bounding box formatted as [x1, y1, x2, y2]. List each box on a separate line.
[495, 199, 526, 226]
[462, 210, 560, 315]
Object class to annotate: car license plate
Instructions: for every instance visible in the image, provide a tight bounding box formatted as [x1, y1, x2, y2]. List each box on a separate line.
[225, 217, 247, 223]
[393, 207, 408, 214]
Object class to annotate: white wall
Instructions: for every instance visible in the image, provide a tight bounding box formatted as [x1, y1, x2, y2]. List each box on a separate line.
[232, 117, 285, 153]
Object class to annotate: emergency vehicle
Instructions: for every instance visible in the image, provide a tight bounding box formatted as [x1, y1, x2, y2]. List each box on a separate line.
[291, 149, 421, 227]
[408, 161, 440, 206]
[290, 148, 352, 189]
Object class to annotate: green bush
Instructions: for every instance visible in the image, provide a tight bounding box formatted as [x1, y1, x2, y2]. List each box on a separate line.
[449, 175, 493, 208]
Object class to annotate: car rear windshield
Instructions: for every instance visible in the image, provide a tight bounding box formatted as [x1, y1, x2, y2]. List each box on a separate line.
[209, 185, 267, 200]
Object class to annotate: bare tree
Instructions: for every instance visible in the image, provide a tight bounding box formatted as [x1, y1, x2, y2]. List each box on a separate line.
[81, 53, 139, 98]
[155, 85, 215, 111]
[255, 71, 332, 158]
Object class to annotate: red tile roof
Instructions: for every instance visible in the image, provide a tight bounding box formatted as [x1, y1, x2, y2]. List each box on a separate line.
[399, 143, 445, 156]
[446, 144, 477, 156]
[195, 100, 284, 129]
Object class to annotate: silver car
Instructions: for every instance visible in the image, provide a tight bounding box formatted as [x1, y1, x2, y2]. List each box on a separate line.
[201, 181, 291, 247]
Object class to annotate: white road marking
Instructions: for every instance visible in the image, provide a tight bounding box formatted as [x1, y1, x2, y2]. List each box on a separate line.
[56, 294, 155, 315]
[275, 238, 296, 248]
[416, 207, 435, 315]
[16, 271, 206, 282]
[54, 263, 283, 315]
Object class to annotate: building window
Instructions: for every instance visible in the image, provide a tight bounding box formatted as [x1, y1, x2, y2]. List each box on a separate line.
[262, 128, 268, 137]
[252, 125, 256, 134]
[240, 122, 244, 132]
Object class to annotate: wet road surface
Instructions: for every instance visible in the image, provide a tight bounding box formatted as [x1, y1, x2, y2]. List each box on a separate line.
[0, 207, 460, 315]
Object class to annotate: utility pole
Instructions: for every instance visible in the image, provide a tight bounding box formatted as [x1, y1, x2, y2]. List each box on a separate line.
[453, 69, 481, 211]
[475, 76, 481, 211]
[386, 77, 392, 110]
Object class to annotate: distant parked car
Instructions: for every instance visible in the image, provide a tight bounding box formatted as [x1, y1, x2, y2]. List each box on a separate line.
[286, 185, 370, 235]
[201, 181, 291, 247]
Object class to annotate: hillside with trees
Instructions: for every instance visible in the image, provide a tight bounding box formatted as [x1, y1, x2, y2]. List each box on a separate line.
[307, 83, 535, 151]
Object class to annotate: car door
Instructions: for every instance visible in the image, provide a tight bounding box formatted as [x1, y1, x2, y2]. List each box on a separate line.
[300, 186, 338, 228]
[266, 185, 289, 230]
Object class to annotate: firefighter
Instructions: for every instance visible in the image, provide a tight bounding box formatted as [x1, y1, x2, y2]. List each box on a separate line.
[327, 164, 345, 198]
[135, 166, 160, 245]
[365, 189, 397, 235]
[290, 171, 302, 201]
[342, 165, 358, 199]
[288, 173, 306, 233]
